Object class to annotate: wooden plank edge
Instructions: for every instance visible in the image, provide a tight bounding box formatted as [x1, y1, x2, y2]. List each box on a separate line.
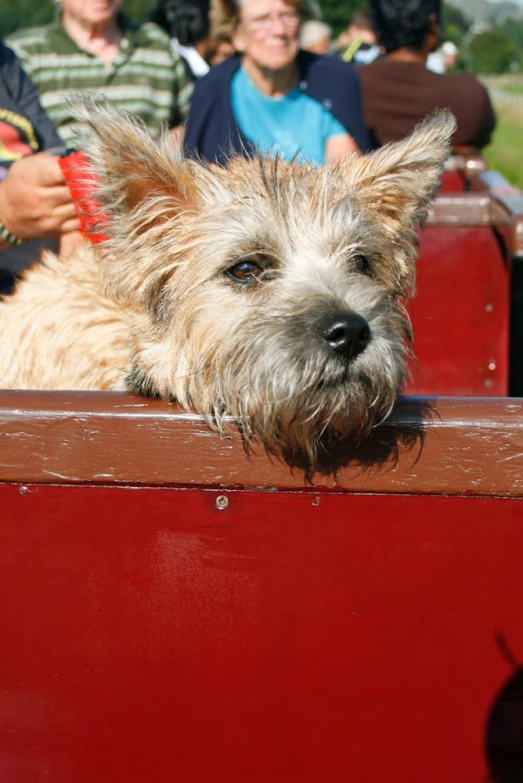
[0, 391, 521, 496]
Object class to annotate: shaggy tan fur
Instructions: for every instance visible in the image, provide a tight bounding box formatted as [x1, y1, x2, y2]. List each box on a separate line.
[0, 244, 130, 391]
[0, 101, 455, 461]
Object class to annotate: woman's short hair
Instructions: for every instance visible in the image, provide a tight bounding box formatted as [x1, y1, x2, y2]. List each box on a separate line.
[369, 0, 441, 53]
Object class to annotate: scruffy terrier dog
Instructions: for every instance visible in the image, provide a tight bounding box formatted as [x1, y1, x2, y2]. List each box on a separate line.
[0, 102, 455, 463]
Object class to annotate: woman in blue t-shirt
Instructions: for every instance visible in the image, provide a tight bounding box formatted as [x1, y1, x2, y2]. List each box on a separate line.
[184, 0, 371, 166]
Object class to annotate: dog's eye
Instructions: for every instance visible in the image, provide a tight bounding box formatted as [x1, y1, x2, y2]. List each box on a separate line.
[352, 254, 371, 275]
[227, 260, 265, 284]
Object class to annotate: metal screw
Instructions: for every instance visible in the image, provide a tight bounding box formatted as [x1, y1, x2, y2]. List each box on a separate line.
[215, 495, 229, 510]
[19, 485, 28, 495]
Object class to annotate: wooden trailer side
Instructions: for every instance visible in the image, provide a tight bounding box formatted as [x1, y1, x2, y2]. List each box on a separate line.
[0, 393, 522, 783]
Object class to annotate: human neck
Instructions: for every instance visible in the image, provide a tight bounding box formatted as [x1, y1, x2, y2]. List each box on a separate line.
[386, 48, 427, 65]
[62, 12, 122, 64]
[242, 55, 299, 98]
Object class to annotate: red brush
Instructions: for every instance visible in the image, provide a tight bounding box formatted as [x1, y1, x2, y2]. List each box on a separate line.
[58, 150, 109, 244]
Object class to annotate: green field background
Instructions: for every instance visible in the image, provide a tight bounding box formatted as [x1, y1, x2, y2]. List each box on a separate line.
[482, 76, 523, 190]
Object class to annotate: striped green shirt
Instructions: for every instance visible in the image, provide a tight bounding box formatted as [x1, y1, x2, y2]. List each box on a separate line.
[7, 17, 193, 145]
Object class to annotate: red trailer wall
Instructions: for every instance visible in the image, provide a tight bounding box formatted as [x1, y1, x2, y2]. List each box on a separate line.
[406, 225, 510, 397]
[1, 483, 522, 783]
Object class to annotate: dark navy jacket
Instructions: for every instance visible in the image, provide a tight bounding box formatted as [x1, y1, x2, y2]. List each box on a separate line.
[184, 51, 371, 164]
[0, 40, 63, 166]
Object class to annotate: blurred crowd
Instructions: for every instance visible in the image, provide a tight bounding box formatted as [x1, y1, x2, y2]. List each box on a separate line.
[0, 0, 496, 292]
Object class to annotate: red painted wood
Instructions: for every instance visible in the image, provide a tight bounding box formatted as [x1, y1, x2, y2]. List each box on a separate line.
[1, 483, 522, 782]
[407, 225, 510, 396]
[439, 169, 466, 192]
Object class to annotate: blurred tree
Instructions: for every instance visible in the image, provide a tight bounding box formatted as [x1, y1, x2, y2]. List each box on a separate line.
[442, 2, 469, 46]
[0, 0, 156, 37]
[499, 17, 523, 51]
[320, 0, 367, 37]
[469, 28, 519, 74]
[443, 3, 469, 32]
[0, 0, 54, 38]
[122, 0, 155, 23]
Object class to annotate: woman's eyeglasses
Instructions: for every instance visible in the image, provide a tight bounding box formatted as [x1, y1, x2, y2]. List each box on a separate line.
[244, 11, 301, 34]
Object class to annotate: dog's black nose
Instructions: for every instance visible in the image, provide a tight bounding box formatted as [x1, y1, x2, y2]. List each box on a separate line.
[319, 312, 371, 360]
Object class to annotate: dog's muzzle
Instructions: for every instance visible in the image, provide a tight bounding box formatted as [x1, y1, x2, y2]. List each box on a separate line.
[318, 312, 371, 361]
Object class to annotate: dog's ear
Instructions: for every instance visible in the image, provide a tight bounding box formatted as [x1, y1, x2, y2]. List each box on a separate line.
[72, 97, 198, 221]
[345, 110, 456, 233]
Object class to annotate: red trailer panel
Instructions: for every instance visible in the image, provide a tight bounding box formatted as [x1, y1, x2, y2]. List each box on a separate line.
[1, 484, 523, 783]
[408, 224, 510, 396]
[405, 166, 523, 397]
[0, 392, 522, 783]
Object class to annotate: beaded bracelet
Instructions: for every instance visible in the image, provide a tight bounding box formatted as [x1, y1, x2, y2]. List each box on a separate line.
[0, 218, 24, 246]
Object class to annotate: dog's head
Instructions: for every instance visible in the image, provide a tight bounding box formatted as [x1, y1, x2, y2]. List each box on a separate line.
[77, 99, 455, 460]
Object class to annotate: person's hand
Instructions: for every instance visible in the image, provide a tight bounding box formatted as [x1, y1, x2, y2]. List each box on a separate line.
[0, 152, 80, 241]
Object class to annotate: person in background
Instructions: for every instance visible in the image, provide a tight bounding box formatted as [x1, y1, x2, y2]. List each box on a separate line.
[427, 39, 457, 73]
[206, 0, 324, 65]
[7, 0, 193, 146]
[208, 0, 237, 63]
[299, 20, 331, 55]
[184, 0, 370, 166]
[357, 0, 495, 149]
[0, 40, 78, 294]
[150, 0, 215, 81]
[442, 40, 458, 72]
[210, 30, 236, 64]
[336, 10, 380, 65]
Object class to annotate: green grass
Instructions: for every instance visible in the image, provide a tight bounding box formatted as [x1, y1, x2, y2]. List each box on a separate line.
[483, 103, 523, 190]
[499, 85, 523, 95]
[482, 74, 523, 91]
